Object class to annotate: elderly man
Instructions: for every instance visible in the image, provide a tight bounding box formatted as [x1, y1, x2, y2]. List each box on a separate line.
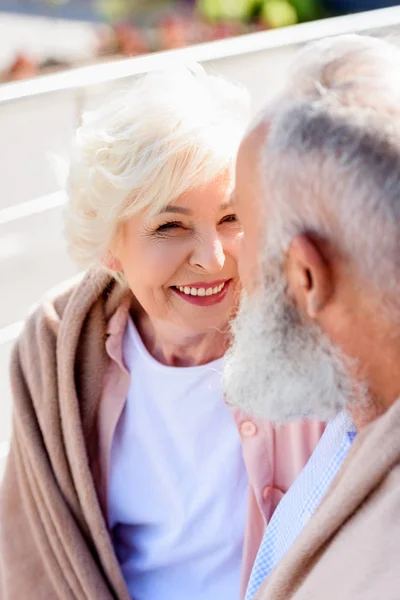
[225, 34, 400, 600]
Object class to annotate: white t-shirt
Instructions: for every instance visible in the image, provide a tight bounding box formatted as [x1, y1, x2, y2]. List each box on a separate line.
[108, 316, 248, 600]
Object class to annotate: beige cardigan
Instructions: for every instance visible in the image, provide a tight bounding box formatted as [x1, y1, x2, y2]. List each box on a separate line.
[255, 395, 400, 600]
[0, 269, 132, 599]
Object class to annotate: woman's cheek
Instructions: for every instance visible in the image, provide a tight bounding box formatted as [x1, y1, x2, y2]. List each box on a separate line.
[146, 239, 189, 279]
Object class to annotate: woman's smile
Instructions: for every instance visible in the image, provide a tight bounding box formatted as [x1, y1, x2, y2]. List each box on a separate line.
[171, 279, 233, 306]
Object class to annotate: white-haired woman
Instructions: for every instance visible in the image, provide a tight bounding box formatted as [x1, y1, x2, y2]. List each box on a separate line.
[0, 67, 325, 600]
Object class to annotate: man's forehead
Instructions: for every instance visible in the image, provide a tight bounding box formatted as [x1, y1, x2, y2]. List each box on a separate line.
[236, 120, 269, 209]
[238, 120, 269, 174]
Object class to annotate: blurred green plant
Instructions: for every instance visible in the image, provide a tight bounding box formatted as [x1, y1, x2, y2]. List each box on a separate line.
[97, 0, 324, 30]
[197, 0, 324, 26]
[261, 0, 297, 27]
[197, 0, 257, 21]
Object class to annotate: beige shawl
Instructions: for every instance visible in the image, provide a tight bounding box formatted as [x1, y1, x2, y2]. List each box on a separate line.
[0, 268, 132, 599]
[255, 395, 400, 600]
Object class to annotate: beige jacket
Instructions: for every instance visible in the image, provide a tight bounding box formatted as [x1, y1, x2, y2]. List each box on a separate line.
[256, 395, 400, 600]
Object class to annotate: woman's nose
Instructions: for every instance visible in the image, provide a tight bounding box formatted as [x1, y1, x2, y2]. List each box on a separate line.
[189, 234, 225, 274]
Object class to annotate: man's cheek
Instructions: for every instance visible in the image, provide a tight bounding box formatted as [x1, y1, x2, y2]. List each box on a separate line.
[239, 253, 257, 294]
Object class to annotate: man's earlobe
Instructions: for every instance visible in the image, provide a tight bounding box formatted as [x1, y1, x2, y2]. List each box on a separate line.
[286, 235, 333, 320]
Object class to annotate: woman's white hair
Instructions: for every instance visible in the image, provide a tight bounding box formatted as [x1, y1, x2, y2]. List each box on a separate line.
[65, 64, 250, 269]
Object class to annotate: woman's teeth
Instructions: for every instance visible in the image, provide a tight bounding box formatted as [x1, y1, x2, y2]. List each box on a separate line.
[177, 282, 226, 296]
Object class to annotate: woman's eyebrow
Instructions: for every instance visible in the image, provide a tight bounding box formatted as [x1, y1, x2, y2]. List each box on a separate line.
[159, 200, 233, 215]
[159, 206, 193, 215]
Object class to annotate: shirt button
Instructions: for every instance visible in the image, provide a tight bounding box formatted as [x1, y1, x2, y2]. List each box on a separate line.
[262, 485, 272, 500]
[240, 421, 257, 437]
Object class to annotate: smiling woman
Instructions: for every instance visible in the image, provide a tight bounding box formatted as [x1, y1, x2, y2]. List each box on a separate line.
[65, 67, 247, 366]
[112, 170, 241, 363]
[0, 64, 326, 600]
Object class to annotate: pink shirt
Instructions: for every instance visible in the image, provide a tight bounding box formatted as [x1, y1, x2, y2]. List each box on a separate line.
[96, 299, 326, 599]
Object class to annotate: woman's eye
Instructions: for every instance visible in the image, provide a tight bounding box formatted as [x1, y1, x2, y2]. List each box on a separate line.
[156, 221, 183, 233]
[220, 214, 239, 224]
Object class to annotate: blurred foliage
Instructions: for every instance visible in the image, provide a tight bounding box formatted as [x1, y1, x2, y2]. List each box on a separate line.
[198, 0, 324, 25]
[95, 0, 325, 25]
[197, 0, 257, 20]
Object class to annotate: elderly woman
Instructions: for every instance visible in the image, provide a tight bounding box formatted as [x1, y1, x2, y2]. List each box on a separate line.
[0, 67, 324, 600]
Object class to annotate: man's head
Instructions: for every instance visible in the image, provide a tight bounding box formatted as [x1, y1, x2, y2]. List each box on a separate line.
[225, 34, 400, 428]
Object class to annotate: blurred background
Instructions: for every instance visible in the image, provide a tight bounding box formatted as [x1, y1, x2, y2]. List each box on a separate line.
[0, 0, 399, 468]
[0, 0, 399, 82]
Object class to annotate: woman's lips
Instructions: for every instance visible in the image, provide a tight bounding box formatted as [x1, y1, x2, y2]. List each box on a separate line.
[171, 279, 232, 306]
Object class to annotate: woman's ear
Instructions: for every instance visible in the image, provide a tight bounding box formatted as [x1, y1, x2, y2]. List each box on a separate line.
[102, 249, 122, 272]
[285, 234, 333, 320]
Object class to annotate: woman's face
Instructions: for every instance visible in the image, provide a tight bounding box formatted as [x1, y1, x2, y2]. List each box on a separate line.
[114, 171, 241, 335]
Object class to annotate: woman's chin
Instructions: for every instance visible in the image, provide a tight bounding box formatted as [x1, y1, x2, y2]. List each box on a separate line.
[175, 309, 232, 338]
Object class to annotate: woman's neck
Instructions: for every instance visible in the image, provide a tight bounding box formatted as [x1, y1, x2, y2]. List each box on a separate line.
[135, 311, 229, 367]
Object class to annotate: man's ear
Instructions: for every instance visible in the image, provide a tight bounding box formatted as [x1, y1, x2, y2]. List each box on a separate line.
[285, 234, 333, 319]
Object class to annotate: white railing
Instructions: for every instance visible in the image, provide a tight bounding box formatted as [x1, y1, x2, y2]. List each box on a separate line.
[1, 6, 400, 450]
[2, 6, 400, 209]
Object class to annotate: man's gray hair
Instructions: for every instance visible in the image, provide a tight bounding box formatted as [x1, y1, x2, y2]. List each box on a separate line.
[258, 34, 400, 301]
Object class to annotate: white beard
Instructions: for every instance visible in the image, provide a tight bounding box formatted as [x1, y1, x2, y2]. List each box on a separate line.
[224, 270, 356, 424]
